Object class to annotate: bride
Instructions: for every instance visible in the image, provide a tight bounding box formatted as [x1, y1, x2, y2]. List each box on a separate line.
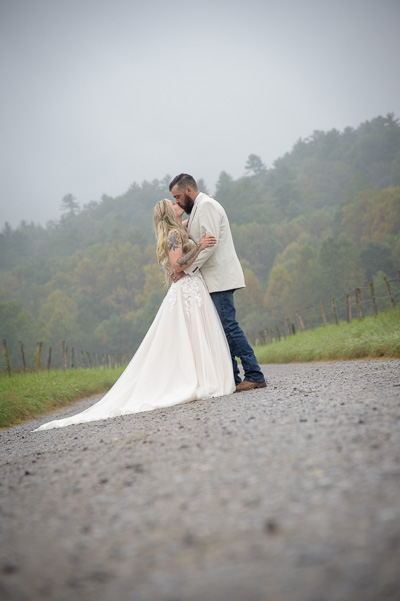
[34, 199, 235, 431]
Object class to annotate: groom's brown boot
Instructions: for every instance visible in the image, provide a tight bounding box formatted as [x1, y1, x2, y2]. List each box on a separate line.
[236, 380, 266, 392]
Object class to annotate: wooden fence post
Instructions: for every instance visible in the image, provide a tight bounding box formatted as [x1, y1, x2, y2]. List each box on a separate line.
[81, 350, 86, 367]
[319, 301, 327, 326]
[331, 298, 339, 325]
[286, 318, 292, 336]
[369, 282, 378, 317]
[384, 277, 395, 309]
[275, 325, 281, 341]
[71, 347, 75, 369]
[345, 293, 351, 323]
[61, 340, 67, 371]
[47, 347, 52, 371]
[2, 339, 11, 376]
[296, 310, 306, 331]
[18, 340, 26, 372]
[86, 352, 92, 368]
[35, 342, 42, 371]
[355, 288, 364, 319]
[306, 307, 314, 329]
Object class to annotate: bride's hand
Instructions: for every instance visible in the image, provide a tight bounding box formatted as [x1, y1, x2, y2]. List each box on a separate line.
[171, 271, 185, 283]
[200, 234, 216, 251]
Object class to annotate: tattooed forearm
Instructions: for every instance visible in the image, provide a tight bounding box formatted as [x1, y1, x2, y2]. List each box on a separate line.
[177, 242, 202, 267]
[168, 231, 181, 251]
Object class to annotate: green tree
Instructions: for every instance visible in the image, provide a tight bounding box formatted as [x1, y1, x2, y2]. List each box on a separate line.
[231, 223, 281, 286]
[264, 263, 291, 324]
[360, 242, 395, 281]
[319, 235, 365, 298]
[245, 154, 266, 175]
[94, 314, 139, 354]
[0, 301, 37, 369]
[341, 187, 400, 246]
[284, 246, 323, 316]
[60, 193, 80, 216]
[38, 290, 81, 352]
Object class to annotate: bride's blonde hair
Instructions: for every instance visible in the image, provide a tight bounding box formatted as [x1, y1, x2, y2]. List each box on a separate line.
[153, 199, 191, 285]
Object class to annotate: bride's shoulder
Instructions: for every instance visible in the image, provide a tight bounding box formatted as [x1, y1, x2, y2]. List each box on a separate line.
[167, 228, 182, 250]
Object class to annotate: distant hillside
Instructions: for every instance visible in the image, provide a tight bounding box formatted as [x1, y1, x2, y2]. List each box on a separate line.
[1, 114, 399, 369]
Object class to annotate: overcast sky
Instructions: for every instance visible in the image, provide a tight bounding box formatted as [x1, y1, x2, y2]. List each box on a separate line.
[1, 0, 399, 228]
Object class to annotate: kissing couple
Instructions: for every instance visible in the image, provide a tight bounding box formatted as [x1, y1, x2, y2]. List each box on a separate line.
[35, 173, 266, 432]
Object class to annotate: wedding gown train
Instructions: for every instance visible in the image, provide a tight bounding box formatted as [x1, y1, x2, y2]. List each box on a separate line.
[34, 273, 235, 431]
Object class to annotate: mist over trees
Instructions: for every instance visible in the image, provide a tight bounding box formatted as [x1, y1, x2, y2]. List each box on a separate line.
[1, 114, 399, 367]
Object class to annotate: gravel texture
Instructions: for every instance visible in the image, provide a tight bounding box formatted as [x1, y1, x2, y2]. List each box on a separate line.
[1, 359, 400, 601]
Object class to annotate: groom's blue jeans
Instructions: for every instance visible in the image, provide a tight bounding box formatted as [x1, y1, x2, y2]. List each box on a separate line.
[210, 289, 265, 386]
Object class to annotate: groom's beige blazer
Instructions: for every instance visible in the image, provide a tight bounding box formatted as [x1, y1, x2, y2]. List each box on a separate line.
[185, 193, 245, 293]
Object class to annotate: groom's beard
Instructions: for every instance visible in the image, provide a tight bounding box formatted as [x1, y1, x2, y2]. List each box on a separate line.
[184, 193, 194, 214]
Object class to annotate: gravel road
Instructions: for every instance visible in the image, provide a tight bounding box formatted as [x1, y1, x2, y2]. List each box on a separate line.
[1, 360, 400, 601]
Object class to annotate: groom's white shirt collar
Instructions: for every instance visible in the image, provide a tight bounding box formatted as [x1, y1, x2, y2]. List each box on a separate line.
[193, 192, 202, 205]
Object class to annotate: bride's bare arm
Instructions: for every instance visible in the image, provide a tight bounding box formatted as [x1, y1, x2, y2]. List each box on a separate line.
[167, 229, 216, 273]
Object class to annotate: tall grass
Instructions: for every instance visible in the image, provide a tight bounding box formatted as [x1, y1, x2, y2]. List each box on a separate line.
[254, 306, 400, 364]
[0, 366, 125, 429]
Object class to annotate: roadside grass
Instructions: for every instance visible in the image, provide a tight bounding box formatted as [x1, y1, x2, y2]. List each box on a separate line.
[0, 366, 125, 429]
[1, 307, 399, 429]
[254, 306, 400, 364]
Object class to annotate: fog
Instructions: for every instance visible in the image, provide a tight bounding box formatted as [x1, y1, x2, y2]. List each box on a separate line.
[1, 0, 399, 228]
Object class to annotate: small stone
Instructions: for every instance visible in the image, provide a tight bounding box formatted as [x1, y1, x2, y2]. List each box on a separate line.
[265, 519, 280, 534]
[183, 532, 195, 546]
[2, 564, 18, 575]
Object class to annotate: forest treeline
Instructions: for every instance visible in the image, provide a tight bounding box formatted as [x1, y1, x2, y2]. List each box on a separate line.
[1, 114, 400, 369]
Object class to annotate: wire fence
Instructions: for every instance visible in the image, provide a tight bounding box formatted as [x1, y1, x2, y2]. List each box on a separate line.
[250, 270, 400, 345]
[3, 272, 400, 372]
[1, 338, 132, 377]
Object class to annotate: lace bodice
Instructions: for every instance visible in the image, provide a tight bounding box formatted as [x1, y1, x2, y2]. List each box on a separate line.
[166, 274, 204, 317]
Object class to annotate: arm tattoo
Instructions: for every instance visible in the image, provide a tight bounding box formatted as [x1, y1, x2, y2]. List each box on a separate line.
[167, 231, 181, 251]
[177, 242, 202, 267]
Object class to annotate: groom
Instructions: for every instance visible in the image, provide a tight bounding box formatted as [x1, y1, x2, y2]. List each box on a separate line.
[169, 173, 266, 392]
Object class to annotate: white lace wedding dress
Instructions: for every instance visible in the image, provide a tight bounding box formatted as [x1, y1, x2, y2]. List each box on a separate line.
[34, 273, 235, 431]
